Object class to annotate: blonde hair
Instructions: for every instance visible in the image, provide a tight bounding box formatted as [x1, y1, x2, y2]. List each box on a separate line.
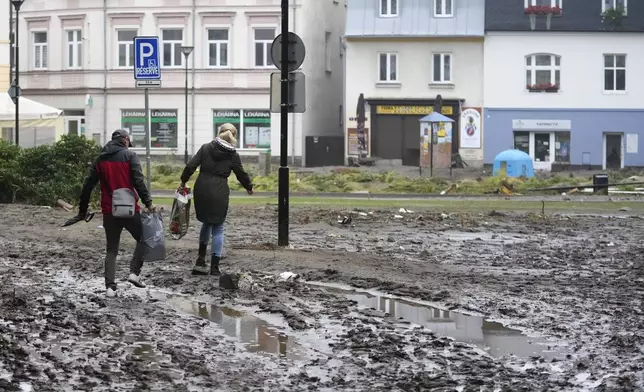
[218, 130, 237, 146]
[218, 123, 238, 138]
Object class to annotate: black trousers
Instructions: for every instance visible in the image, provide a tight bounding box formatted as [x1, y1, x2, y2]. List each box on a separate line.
[103, 212, 144, 288]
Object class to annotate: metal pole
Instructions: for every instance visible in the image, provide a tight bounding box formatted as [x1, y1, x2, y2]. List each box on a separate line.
[14, 6, 20, 146]
[144, 88, 151, 191]
[430, 123, 434, 177]
[184, 60, 188, 164]
[277, 0, 289, 247]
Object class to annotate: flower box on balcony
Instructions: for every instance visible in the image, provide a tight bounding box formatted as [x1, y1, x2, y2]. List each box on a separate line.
[525, 5, 561, 30]
[524, 6, 562, 16]
[527, 84, 559, 93]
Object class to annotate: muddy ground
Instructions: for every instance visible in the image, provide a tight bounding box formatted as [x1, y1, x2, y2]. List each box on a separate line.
[1, 203, 644, 391]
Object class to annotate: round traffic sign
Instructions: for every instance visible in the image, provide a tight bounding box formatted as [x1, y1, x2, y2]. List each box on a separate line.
[271, 32, 306, 72]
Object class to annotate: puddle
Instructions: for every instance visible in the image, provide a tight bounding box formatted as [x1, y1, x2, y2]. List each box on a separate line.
[162, 295, 306, 361]
[308, 282, 568, 360]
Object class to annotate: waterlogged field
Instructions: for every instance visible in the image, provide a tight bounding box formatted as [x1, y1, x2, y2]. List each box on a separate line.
[1, 203, 643, 391]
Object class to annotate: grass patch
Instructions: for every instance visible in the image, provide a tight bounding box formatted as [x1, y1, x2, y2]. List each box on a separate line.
[152, 196, 644, 213]
[145, 163, 644, 196]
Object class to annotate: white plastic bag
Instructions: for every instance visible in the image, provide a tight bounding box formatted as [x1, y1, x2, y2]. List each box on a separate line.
[170, 187, 193, 240]
[141, 211, 166, 262]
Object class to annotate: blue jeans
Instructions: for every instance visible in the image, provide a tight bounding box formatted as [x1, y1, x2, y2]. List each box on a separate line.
[199, 223, 225, 257]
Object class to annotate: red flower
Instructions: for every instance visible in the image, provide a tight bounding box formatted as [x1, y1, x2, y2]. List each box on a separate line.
[524, 5, 561, 15]
[527, 83, 559, 92]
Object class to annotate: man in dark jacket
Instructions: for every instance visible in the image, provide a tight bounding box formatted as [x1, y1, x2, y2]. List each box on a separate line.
[77, 129, 155, 297]
[179, 128, 252, 276]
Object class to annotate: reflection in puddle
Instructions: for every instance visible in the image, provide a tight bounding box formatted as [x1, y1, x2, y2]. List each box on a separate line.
[165, 296, 304, 360]
[313, 283, 567, 360]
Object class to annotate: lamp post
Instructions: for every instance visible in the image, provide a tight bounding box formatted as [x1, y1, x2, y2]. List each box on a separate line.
[10, 0, 24, 146]
[180, 46, 194, 165]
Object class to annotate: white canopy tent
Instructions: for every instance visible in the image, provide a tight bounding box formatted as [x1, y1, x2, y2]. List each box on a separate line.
[0, 93, 65, 147]
[0, 93, 63, 121]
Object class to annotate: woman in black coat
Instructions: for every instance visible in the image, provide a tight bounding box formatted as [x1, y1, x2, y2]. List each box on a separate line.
[179, 125, 253, 276]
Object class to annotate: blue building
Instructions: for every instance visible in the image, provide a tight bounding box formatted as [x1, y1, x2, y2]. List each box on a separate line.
[483, 0, 644, 170]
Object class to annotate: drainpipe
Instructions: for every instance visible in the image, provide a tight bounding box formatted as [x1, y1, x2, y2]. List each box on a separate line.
[190, 0, 196, 156]
[102, 0, 108, 143]
[291, 0, 297, 165]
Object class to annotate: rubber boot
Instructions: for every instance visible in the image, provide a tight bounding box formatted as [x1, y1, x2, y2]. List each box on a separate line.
[210, 255, 221, 276]
[192, 244, 209, 275]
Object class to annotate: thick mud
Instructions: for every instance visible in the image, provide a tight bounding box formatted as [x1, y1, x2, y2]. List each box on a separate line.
[1, 204, 643, 391]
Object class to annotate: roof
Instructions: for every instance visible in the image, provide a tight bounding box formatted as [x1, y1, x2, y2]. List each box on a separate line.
[346, 0, 485, 38]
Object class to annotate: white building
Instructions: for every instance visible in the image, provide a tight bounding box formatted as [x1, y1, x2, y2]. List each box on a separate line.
[1, 0, 10, 91]
[13, 0, 346, 165]
[484, 1, 644, 170]
[343, 0, 485, 168]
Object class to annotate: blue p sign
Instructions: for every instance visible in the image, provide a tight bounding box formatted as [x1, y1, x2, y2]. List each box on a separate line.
[134, 36, 161, 80]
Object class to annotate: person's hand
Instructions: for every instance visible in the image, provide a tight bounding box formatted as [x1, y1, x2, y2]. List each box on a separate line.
[247, 189, 253, 195]
[145, 203, 157, 213]
[179, 182, 186, 189]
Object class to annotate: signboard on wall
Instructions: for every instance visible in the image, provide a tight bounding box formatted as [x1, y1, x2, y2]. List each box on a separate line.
[460, 108, 482, 149]
[347, 128, 369, 155]
[243, 110, 271, 149]
[376, 106, 453, 115]
[512, 119, 571, 131]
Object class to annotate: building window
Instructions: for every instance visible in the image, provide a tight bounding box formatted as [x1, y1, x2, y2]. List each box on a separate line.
[117, 29, 137, 68]
[253, 28, 275, 67]
[514, 132, 530, 154]
[32, 31, 48, 69]
[432, 53, 452, 83]
[604, 54, 626, 92]
[379, 0, 398, 17]
[435, 0, 453, 17]
[525, 0, 562, 7]
[378, 53, 398, 83]
[162, 29, 183, 68]
[525, 53, 560, 91]
[207, 29, 229, 68]
[67, 30, 83, 69]
[602, 0, 627, 14]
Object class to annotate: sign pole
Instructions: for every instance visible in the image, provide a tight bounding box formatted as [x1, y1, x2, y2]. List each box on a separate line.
[144, 88, 151, 191]
[277, 0, 289, 247]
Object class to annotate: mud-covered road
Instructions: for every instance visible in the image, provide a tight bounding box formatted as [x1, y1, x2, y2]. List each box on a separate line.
[1, 203, 643, 391]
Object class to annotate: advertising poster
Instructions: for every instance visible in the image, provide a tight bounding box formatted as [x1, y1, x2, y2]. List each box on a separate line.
[347, 128, 370, 156]
[420, 124, 430, 168]
[243, 110, 271, 149]
[460, 108, 482, 149]
[213, 110, 241, 148]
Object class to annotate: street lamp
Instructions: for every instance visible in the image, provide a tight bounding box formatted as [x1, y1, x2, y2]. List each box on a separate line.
[180, 46, 194, 165]
[10, 0, 25, 146]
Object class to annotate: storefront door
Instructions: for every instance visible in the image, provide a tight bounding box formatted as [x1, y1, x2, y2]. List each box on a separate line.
[531, 132, 554, 171]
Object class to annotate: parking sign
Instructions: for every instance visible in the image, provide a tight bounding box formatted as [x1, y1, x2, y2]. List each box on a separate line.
[134, 36, 161, 80]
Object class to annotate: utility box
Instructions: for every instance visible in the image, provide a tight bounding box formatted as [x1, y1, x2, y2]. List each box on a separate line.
[258, 150, 271, 176]
[593, 174, 609, 195]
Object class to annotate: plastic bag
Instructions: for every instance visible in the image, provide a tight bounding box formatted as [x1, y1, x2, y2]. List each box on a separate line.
[169, 187, 193, 240]
[141, 211, 166, 262]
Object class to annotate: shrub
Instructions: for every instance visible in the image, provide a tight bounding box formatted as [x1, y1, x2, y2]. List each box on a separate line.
[0, 135, 101, 206]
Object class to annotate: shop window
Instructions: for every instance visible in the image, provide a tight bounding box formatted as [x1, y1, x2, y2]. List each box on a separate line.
[121, 109, 178, 148]
[513, 131, 529, 154]
[242, 110, 271, 148]
[555, 132, 570, 163]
